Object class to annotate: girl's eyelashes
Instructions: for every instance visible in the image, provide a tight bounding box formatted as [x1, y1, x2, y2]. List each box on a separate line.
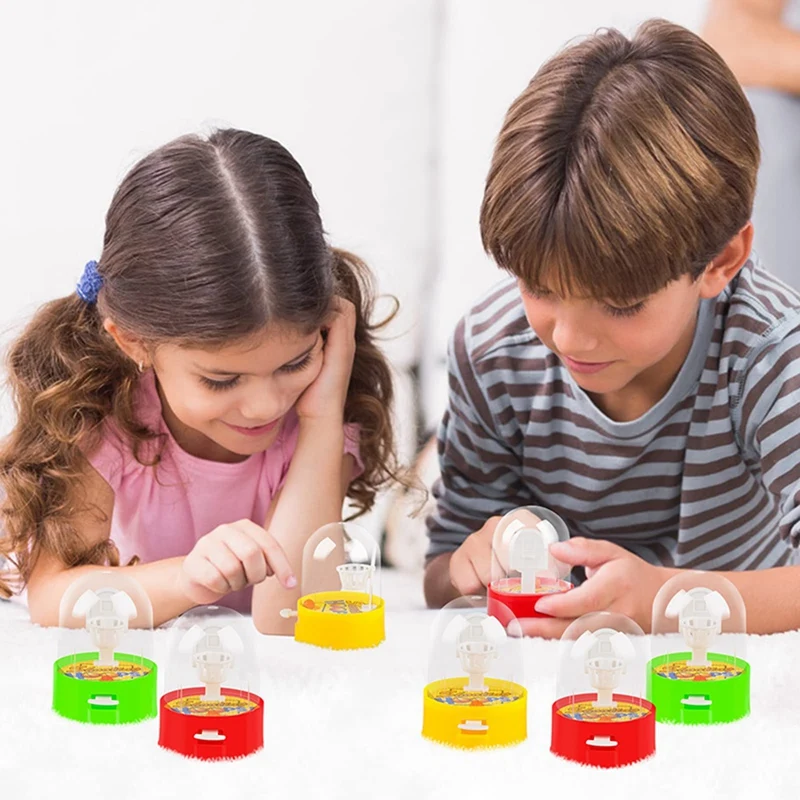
[279, 353, 314, 374]
[605, 301, 646, 318]
[199, 351, 316, 390]
[200, 375, 241, 391]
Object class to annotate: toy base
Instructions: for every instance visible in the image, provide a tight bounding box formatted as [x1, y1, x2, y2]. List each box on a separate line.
[422, 677, 527, 749]
[295, 591, 385, 650]
[159, 688, 264, 760]
[52, 652, 157, 725]
[647, 652, 750, 725]
[551, 693, 656, 768]
[488, 579, 573, 625]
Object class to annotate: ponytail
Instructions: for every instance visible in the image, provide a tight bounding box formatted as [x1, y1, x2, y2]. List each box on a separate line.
[0, 295, 155, 596]
[331, 248, 409, 515]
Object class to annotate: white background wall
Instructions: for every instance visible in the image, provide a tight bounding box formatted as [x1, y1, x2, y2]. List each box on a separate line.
[0, 0, 439, 442]
[1, 0, 711, 464]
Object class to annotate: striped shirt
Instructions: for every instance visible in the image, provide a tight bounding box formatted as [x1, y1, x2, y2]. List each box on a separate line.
[426, 259, 800, 574]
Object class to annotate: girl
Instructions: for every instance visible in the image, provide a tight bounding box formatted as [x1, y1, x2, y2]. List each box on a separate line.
[0, 129, 399, 634]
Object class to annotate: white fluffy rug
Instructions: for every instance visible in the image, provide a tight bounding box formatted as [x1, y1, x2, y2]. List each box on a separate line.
[1, 568, 798, 799]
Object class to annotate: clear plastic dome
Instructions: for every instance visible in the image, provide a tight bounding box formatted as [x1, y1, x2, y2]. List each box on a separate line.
[53, 571, 156, 723]
[648, 572, 749, 724]
[56, 571, 154, 678]
[162, 606, 259, 705]
[651, 571, 747, 668]
[422, 596, 527, 748]
[555, 612, 649, 712]
[158, 606, 264, 759]
[299, 521, 381, 607]
[490, 505, 571, 594]
[428, 596, 524, 687]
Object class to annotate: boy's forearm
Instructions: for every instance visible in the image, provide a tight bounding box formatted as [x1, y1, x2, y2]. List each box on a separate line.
[714, 564, 800, 633]
[26, 556, 193, 628]
[252, 421, 347, 635]
[424, 551, 460, 608]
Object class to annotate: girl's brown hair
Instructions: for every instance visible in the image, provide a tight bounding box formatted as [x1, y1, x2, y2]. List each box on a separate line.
[480, 19, 760, 303]
[0, 129, 400, 596]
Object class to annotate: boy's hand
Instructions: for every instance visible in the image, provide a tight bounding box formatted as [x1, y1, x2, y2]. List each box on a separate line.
[518, 537, 674, 638]
[179, 519, 297, 605]
[448, 517, 502, 596]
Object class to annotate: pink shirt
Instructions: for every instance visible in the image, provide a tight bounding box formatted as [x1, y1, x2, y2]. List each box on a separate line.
[85, 370, 362, 613]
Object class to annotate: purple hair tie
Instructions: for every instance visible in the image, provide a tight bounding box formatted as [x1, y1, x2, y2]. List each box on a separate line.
[76, 260, 104, 303]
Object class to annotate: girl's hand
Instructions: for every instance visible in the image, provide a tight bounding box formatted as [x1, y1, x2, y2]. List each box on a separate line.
[516, 538, 675, 638]
[179, 519, 297, 605]
[295, 297, 356, 426]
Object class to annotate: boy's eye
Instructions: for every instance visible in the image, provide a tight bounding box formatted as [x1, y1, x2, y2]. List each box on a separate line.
[605, 301, 646, 318]
[200, 375, 240, 391]
[279, 353, 314, 374]
[526, 287, 554, 300]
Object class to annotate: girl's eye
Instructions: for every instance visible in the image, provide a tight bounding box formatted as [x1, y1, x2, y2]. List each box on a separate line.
[605, 301, 646, 318]
[279, 353, 314, 374]
[200, 375, 241, 391]
[526, 287, 553, 300]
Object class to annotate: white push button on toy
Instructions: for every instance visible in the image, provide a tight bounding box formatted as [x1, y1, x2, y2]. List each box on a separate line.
[681, 696, 712, 707]
[586, 735, 618, 748]
[194, 730, 226, 741]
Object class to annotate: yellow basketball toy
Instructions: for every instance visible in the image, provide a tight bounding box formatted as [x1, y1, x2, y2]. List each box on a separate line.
[422, 596, 527, 749]
[281, 522, 385, 650]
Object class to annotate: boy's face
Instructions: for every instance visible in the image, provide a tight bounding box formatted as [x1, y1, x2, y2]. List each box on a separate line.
[519, 275, 705, 399]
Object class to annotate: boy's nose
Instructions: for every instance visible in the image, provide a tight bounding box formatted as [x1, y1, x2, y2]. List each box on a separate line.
[551, 316, 600, 357]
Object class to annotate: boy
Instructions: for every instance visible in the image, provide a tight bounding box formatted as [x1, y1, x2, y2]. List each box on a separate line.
[424, 19, 800, 635]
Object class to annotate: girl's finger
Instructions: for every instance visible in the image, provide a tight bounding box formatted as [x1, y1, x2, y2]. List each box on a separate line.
[205, 540, 247, 592]
[222, 531, 269, 587]
[233, 519, 297, 589]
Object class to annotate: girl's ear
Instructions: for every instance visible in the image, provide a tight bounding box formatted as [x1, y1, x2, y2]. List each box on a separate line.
[103, 319, 149, 366]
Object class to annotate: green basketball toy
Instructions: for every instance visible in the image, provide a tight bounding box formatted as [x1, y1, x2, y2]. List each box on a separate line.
[53, 572, 157, 724]
[647, 572, 749, 725]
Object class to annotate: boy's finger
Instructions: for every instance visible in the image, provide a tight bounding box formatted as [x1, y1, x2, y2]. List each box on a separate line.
[532, 574, 615, 618]
[450, 551, 485, 597]
[549, 537, 624, 569]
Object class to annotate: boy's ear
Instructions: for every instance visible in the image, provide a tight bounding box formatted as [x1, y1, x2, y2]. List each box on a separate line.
[103, 318, 149, 367]
[697, 222, 754, 299]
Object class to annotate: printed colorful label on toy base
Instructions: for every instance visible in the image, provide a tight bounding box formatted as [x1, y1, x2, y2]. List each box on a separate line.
[646, 652, 750, 725]
[487, 578, 573, 624]
[551, 692, 656, 768]
[422, 676, 527, 749]
[294, 590, 385, 650]
[159, 687, 264, 760]
[52, 651, 157, 724]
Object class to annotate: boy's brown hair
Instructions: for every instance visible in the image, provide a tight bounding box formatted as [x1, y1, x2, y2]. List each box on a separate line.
[480, 19, 760, 304]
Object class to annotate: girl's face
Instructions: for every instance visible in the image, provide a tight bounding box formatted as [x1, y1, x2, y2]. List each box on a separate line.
[152, 326, 323, 461]
[518, 275, 704, 402]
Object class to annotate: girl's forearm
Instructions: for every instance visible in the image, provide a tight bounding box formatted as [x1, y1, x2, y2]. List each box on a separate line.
[252, 420, 349, 634]
[26, 556, 194, 628]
